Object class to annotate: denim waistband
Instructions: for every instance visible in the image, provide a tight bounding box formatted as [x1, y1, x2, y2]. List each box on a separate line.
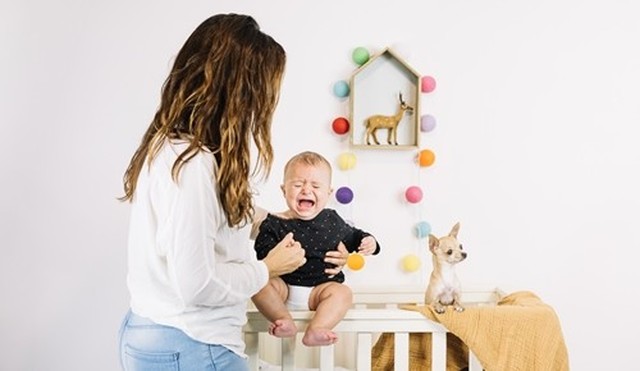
[125, 310, 160, 327]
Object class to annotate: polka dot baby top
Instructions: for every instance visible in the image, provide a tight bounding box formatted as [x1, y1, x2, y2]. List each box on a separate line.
[254, 209, 380, 287]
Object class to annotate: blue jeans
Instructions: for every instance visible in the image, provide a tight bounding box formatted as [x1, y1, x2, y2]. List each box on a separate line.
[118, 310, 248, 371]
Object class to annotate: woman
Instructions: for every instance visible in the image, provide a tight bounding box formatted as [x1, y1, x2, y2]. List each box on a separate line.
[118, 14, 345, 370]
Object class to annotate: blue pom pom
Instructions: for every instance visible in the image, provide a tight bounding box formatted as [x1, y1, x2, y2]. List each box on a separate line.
[415, 221, 431, 238]
[333, 80, 350, 98]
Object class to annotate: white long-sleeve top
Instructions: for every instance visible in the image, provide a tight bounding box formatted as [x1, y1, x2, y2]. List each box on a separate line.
[126, 138, 269, 356]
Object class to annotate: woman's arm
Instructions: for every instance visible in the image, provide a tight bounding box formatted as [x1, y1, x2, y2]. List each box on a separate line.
[162, 155, 269, 308]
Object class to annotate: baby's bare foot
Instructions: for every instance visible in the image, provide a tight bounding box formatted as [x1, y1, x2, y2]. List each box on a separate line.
[302, 328, 338, 346]
[268, 319, 297, 338]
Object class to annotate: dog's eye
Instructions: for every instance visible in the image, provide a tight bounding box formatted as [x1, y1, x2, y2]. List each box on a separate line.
[459, 244, 463, 250]
[446, 249, 453, 255]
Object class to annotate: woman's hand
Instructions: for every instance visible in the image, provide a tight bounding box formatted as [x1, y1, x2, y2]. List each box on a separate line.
[324, 242, 349, 278]
[262, 232, 306, 278]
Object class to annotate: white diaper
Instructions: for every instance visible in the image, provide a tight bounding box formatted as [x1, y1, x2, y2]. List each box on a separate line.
[286, 285, 313, 310]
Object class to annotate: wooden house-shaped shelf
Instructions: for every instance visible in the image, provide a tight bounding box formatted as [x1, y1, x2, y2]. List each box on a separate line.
[349, 48, 421, 149]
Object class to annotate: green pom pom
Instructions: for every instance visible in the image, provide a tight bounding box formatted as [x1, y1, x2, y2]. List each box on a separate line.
[352, 47, 370, 66]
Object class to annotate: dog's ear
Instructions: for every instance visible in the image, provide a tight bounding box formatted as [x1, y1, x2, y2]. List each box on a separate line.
[449, 222, 460, 238]
[428, 234, 439, 251]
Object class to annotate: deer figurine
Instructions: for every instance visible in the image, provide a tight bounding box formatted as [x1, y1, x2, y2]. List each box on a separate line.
[365, 92, 414, 145]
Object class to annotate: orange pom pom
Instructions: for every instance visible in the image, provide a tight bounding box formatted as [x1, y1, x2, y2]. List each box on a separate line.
[419, 149, 435, 167]
[347, 253, 365, 271]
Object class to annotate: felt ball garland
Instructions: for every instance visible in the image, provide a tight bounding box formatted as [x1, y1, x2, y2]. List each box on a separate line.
[330, 45, 441, 274]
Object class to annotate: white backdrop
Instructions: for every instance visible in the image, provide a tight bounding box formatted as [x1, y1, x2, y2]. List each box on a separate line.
[2, 1, 639, 370]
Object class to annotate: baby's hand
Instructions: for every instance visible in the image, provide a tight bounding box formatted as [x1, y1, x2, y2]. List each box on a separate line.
[358, 236, 377, 256]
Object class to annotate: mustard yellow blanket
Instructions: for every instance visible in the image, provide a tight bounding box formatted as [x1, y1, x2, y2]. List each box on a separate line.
[371, 291, 569, 371]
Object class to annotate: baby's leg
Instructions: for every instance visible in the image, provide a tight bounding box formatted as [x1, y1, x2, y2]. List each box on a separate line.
[251, 277, 297, 337]
[302, 282, 352, 346]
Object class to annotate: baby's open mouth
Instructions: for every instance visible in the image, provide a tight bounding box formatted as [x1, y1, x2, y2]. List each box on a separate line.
[297, 199, 315, 209]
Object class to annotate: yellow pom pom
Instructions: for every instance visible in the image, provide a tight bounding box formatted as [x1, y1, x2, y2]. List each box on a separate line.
[337, 152, 357, 171]
[402, 254, 421, 272]
[347, 253, 365, 271]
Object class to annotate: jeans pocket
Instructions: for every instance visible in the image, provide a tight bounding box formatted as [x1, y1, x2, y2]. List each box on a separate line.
[124, 344, 180, 371]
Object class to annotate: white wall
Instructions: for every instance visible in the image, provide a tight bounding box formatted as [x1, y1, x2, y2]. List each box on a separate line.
[2, 0, 639, 370]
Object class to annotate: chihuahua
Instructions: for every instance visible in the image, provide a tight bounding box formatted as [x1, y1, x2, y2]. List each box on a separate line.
[425, 222, 467, 314]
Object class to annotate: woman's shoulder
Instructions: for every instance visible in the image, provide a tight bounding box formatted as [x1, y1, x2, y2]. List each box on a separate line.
[155, 137, 210, 158]
[160, 138, 215, 170]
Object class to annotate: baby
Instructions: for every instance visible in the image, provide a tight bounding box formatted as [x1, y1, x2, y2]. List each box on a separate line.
[252, 151, 380, 346]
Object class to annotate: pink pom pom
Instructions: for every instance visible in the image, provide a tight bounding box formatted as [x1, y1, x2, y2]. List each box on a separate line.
[421, 76, 437, 93]
[405, 186, 423, 204]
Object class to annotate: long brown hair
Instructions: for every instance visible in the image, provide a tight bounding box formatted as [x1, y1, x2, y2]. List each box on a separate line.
[120, 13, 286, 227]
